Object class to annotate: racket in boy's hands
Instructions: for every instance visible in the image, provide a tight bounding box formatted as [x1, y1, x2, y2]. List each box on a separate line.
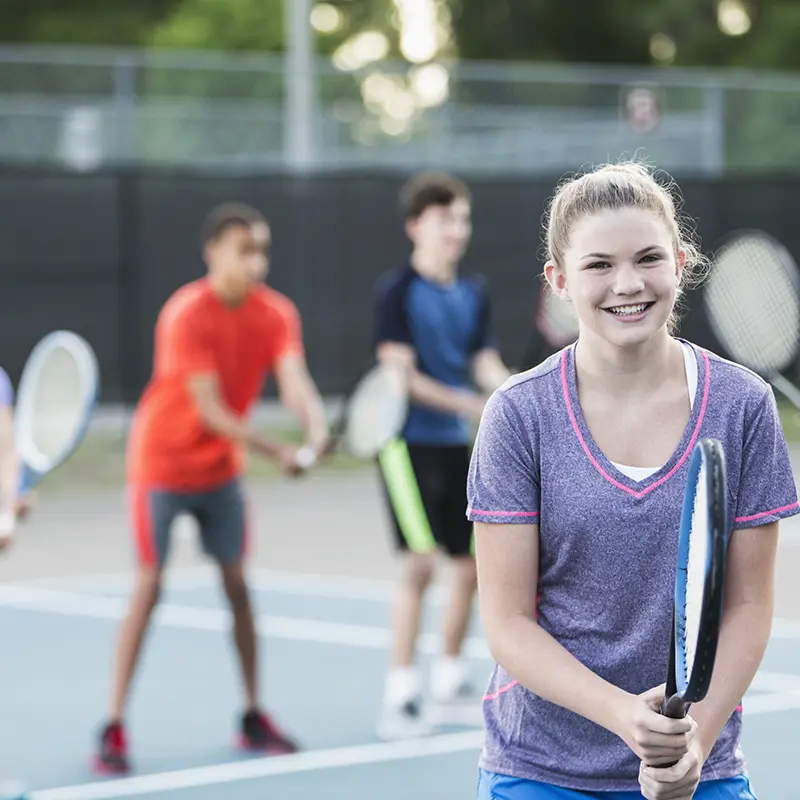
[14, 330, 99, 493]
[327, 362, 409, 459]
[662, 438, 728, 726]
[704, 230, 800, 409]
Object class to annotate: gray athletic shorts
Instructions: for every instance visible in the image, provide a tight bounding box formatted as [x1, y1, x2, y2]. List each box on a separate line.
[128, 479, 248, 568]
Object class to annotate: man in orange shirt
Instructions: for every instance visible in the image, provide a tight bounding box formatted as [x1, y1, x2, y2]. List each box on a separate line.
[94, 202, 329, 774]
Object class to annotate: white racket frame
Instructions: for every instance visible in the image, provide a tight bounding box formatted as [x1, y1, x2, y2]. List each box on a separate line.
[704, 230, 800, 409]
[341, 364, 408, 459]
[14, 330, 99, 475]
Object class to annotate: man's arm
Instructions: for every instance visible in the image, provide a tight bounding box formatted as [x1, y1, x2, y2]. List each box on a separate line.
[376, 341, 486, 420]
[373, 272, 486, 420]
[472, 347, 512, 394]
[0, 403, 18, 520]
[469, 280, 511, 395]
[0, 367, 21, 542]
[186, 374, 295, 465]
[273, 353, 329, 454]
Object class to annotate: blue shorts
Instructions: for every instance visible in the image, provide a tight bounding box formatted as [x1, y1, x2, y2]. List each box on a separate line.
[478, 770, 757, 800]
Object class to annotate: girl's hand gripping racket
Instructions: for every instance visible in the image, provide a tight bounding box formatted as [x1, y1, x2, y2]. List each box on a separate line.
[663, 438, 728, 724]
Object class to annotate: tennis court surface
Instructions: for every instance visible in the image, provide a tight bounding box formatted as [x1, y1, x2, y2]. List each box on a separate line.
[0, 467, 798, 800]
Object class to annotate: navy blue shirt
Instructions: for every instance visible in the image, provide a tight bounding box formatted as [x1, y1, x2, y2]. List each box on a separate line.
[372, 263, 495, 446]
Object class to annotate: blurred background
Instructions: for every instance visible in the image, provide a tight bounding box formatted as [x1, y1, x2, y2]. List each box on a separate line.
[2, 3, 800, 799]
[3, 0, 800, 406]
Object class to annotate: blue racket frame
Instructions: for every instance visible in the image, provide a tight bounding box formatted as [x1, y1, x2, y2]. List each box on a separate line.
[663, 437, 728, 719]
[15, 330, 100, 492]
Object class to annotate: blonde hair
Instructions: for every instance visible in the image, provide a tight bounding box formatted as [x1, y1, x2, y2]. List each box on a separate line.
[543, 160, 707, 332]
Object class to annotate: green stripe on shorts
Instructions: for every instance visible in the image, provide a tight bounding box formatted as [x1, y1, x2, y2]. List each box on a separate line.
[378, 438, 437, 553]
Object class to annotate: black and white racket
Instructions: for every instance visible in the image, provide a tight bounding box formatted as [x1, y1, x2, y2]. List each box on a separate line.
[662, 438, 728, 724]
[327, 362, 409, 459]
[703, 230, 800, 408]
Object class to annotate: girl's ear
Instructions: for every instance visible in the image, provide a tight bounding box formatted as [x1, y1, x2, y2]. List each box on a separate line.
[544, 260, 569, 301]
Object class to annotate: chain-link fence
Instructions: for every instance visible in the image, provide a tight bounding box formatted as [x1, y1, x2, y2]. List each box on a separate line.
[0, 45, 797, 175]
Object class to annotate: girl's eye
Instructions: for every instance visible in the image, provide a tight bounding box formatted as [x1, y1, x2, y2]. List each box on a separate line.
[640, 253, 662, 264]
[587, 261, 610, 270]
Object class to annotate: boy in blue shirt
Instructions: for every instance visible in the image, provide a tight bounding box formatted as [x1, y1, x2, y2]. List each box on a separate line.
[372, 172, 511, 739]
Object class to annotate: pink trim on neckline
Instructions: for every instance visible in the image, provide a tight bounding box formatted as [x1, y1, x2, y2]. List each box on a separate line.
[561, 347, 710, 500]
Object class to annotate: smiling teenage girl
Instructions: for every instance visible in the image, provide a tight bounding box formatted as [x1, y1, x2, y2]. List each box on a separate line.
[467, 162, 798, 800]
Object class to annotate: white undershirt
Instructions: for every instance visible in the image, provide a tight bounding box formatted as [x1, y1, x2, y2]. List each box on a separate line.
[609, 343, 698, 482]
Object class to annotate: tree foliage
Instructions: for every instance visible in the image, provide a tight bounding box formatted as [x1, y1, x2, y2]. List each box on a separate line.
[0, 0, 181, 46]
[1, 0, 798, 73]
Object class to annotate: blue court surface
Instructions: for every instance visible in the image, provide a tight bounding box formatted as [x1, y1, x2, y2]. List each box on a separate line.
[0, 566, 798, 800]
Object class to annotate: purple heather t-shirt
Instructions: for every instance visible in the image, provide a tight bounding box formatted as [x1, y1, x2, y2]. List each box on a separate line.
[0, 368, 12, 407]
[466, 339, 799, 792]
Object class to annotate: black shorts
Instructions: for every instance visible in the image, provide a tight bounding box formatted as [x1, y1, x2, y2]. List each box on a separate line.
[377, 440, 473, 558]
[129, 479, 248, 568]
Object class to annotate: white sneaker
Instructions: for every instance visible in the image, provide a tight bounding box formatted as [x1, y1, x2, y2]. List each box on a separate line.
[430, 656, 473, 702]
[376, 666, 433, 741]
[376, 695, 433, 740]
[429, 656, 483, 726]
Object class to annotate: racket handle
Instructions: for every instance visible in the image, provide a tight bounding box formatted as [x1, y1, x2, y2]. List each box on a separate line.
[661, 693, 688, 719]
[648, 692, 689, 770]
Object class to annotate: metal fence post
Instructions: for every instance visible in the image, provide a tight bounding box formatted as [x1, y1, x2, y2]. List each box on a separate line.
[284, 0, 316, 172]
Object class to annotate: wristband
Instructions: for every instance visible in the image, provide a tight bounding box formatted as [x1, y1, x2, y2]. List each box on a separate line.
[294, 445, 317, 470]
[0, 509, 15, 535]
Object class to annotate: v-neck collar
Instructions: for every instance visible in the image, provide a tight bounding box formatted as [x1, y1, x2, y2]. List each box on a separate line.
[560, 340, 710, 499]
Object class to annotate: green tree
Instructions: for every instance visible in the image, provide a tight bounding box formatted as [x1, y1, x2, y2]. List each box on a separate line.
[147, 0, 395, 56]
[0, 0, 181, 45]
[149, 0, 285, 51]
[447, 0, 800, 71]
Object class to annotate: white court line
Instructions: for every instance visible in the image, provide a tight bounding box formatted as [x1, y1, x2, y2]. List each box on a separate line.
[9, 567, 217, 594]
[14, 566, 800, 639]
[8, 566, 452, 604]
[28, 729, 485, 800]
[24, 694, 800, 800]
[6, 567, 800, 644]
[750, 670, 800, 693]
[742, 690, 800, 715]
[0, 585, 489, 658]
[771, 617, 800, 641]
[0, 586, 799, 693]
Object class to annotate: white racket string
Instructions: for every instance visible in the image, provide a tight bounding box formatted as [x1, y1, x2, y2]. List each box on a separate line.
[343, 365, 408, 458]
[15, 331, 99, 476]
[536, 286, 579, 348]
[684, 461, 709, 686]
[704, 234, 800, 376]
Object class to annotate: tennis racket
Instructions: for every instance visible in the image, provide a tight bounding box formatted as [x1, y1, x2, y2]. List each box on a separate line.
[536, 283, 579, 349]
[703, 230, 800, 409]
[327, 362, 409, 459]
[662, 438, 728, 725]
[14, 330, 100, 492]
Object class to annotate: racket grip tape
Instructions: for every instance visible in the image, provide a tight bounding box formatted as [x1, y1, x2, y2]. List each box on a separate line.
[661, 693, 688, 719]
[649, 693, 689, 770]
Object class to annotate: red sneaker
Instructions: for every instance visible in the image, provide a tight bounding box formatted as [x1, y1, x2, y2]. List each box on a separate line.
[238, 710, 300, 755]
[93, 721, 131, 774]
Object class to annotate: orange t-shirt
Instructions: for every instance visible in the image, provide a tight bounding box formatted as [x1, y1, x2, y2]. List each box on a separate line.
[126, 278, 304, 491]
